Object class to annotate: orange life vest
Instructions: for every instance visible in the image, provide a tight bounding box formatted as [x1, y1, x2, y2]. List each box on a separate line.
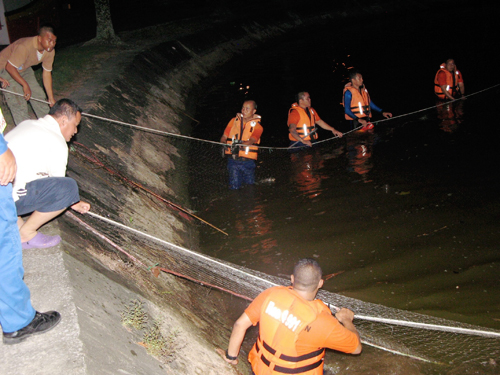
[342, 83, 371, 120]
[248, 286, 329, 375]
[288, 104, 319, 141]
[434, 64, 463, 99]
[224, 114, 262, 160]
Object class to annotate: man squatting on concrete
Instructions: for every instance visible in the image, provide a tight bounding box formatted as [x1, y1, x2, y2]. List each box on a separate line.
[0, 25, 57, 125]
[220, 258, 362, 374]
[5, 98, 90, 249]
[343, 70, 392, 130]
[1, 113, 61, 345]
[220, 100, 263, 190]
[288, 92, 343, 149]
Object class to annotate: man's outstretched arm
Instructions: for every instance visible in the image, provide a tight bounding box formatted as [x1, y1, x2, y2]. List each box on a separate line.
[218, 312, 253, 365]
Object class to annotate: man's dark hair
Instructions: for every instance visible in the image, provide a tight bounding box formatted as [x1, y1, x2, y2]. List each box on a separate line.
[348, 69, 361, 81]
[296, 92, 307, 103]
[38, 25, 56, 37]
[49, 99, 82, 119]
[245, 100, 257, 110]
[292, 258, 322, 292]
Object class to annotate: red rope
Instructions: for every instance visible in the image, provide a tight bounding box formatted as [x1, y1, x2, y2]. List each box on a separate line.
[66, 211, 251, 301]
[70, 142, 228, 235]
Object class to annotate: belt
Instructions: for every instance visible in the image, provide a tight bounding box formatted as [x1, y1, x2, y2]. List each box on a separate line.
[256, 340, 325, 374]
[260, 354, 323, 374]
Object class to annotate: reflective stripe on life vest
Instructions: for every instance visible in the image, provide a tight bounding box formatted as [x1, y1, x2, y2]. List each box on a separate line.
[248, 286, 329, 375]
[288, 104, 318, 141]
[343, 84, 371, 120]
[434, 64, 462, 99]
[224, 114, 262, 160]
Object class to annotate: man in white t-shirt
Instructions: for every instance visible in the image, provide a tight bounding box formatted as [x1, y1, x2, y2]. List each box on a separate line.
[5, 98, 90, 249]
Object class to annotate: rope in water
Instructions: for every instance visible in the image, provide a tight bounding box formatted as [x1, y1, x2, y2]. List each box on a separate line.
[5, 84, 500, 340]
[81, 211, 500, 339]
[312, 82, 500, 146]
[67, 210, 437, 362]
[2, 83, 499, 150]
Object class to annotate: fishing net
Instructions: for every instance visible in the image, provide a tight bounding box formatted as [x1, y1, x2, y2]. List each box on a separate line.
[68, 89, 500, 372]
[74, 208, 500, 369]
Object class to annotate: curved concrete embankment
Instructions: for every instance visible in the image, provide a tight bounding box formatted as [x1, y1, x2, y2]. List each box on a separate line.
[1, 3, 442, 374]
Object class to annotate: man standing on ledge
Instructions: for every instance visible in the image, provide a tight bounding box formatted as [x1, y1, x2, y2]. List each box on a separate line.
[288, 92, 343, 149]
[434, 59, 464, 100]
[0, 25, 57, 125]
[343, 70, 392, 130]
[5, 99, 90, 249]
[220, 100, 263, 190]
[1, 116, 61, 345]
[219, 258, 362, 374]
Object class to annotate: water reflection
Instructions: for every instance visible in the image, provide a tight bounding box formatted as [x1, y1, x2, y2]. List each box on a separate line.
[436, 99, 465, 133]
[239, 237, 278, 264]
[234, 202, 272, 238]
[346, 130, 376, 181]
[289, 151, 327, 199]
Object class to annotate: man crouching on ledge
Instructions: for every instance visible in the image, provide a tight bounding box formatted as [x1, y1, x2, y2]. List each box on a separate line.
[5, 98, 90, 249]
[218, 258, 361, 374]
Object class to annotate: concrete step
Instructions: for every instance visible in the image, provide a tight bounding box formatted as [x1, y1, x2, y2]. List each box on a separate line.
[0, 223, 173, 375]
[0, 225, 86, 375]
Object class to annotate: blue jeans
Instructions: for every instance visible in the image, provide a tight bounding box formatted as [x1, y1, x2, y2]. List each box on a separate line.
[227, 158, 256, 190]
[0, 183, 36, 333]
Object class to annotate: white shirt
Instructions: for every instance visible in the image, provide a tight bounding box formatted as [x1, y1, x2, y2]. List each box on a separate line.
[4, 115, 68, 201]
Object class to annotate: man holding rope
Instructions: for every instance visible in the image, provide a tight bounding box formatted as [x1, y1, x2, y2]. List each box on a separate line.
[288, 92, 343, 149]
[5, 99, 90, 249]
[220, 100, 263, 190]
[343, 70, 392, 130]
[434, 59, 465, 100]
[219, 258, 361, 374]
[0, 25, 57, 125]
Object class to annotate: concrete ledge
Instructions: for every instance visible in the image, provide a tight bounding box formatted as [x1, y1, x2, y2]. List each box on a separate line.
[1, 221, 239, 375]
[0, 224, 86, 375]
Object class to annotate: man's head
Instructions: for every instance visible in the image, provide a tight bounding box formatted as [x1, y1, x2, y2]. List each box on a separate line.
[37, 25, 57, 53]
[291, 258, 323, 293]
[296, 92, 311, 108]
[445, 59, 456, 72]
[349, 70, 363, 88]
[241, 100, 257, 119]
[49, 99, 82, 142]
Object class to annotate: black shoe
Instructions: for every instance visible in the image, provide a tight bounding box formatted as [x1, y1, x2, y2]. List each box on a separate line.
[3, 311, 61, 345]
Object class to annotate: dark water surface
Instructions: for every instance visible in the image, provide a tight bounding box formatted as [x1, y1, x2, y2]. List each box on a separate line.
[188, 5, 499, 373]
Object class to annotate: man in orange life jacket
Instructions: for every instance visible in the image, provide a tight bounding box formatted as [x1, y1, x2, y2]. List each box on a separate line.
[288, 92, 343, 149]
[434, 59, 465, 100]
[343, 70, 392, 130]
[220, 100, 263, 190]
[219, 258, 362, 374]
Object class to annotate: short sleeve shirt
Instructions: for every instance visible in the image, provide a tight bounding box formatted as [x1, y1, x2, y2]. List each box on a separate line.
[0, 36, 55, 73]
[245, 287, 360, 355]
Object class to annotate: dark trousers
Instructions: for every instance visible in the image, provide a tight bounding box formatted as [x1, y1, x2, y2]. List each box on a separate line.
[227, 157, 256, 190]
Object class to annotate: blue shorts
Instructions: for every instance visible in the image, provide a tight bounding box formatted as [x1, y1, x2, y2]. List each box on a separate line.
[15, 177, 80, 216]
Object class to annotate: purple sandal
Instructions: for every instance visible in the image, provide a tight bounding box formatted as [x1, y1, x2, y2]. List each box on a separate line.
[22, 232, 61, 250]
